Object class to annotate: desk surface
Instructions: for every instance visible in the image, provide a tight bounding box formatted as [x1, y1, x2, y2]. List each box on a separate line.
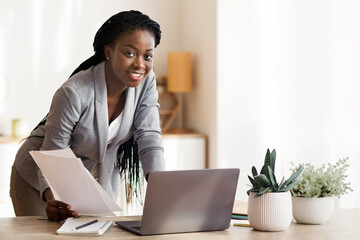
[0, 209, 359, 240]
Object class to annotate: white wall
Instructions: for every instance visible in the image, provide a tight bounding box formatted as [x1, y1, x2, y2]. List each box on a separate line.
[180, 0, 218, 168]
[217, 0, 360, 208]
[0, 0, 182, 135]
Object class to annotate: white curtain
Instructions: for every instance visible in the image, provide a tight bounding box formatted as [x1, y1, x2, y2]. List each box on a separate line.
[217, 0, 360, 208]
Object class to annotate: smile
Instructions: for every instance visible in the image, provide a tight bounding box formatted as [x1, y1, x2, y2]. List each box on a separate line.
[128, 72, 145, 80]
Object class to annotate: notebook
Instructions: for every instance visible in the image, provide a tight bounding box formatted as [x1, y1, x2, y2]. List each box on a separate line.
[56, 218, 112, 236]
[116, 168, 240, 235]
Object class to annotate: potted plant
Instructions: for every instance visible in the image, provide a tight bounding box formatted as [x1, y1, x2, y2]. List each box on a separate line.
[247, 149, 304, 231]
[290, 157, 353, 224]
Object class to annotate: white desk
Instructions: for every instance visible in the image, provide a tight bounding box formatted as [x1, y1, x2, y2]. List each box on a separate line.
[0, 136, 22, 217]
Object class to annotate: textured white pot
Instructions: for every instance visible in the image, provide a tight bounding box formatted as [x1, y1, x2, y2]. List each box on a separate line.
[248, 191, 292, 231]
[292, 196, 334, 224]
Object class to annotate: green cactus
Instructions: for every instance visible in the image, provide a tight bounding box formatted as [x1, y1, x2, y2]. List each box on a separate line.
[247, 149, 304, 198]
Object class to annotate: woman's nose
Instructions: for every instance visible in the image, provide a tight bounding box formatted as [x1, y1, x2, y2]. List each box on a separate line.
[134, 57, 145, 69]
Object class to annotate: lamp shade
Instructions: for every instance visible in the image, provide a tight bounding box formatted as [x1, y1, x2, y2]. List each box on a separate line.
[167, 51, 192, 93]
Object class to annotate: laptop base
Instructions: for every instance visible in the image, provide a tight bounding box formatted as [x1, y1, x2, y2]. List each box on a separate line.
[116, 221, 142, 235]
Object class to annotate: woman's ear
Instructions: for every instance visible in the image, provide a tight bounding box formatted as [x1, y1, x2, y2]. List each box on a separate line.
[104, 45, 112, 60]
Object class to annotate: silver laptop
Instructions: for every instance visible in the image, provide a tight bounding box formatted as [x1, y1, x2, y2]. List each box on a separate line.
[116, 168, 240, 235]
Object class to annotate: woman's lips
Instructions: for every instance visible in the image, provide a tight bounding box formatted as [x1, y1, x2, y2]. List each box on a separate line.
[128, 71, 145, 81]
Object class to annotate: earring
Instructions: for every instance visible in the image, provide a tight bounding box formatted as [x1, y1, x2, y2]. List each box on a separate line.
[106, 56, 109, 60]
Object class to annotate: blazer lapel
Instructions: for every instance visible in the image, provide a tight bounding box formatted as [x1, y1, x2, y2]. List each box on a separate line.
[108, 87, 135, 148]
[94, 62, 108, 163]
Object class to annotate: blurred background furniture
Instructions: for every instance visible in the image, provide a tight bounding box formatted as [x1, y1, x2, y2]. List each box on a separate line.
[158, 51, 192, 133]
[0, 136, 21, 217]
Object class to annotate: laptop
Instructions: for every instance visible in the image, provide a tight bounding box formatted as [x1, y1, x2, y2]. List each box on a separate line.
[115, 168, 240, 235]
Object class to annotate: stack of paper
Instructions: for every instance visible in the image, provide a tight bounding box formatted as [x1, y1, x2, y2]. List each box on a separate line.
[30, 148, 121, 216]
[232, 200, 248, 220]
[56, 218, 112, 236]
[231, 200, 251, 227]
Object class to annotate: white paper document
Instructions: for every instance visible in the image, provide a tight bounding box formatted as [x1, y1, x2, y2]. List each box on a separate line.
[30, 148, 122, 216]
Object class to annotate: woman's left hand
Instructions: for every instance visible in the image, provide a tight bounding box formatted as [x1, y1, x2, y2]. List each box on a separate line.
[46, 200, 79, 221]
[44, 187, 79, 221]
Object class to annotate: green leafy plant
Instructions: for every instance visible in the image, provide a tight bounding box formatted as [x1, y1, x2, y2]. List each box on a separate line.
[247, 149, 304, 198]
[290, 157, 353, 198]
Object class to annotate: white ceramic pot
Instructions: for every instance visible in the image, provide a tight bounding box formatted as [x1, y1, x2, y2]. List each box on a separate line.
[292, 196, 334, 224]
[248, 191, 292, 231]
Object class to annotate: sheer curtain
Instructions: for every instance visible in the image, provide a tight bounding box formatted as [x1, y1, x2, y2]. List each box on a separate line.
[217, 0, 360, 208]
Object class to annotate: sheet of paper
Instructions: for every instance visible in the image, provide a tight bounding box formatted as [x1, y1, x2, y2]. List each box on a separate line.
[30, 149, 121, 216]
[38, 148, 77, 158]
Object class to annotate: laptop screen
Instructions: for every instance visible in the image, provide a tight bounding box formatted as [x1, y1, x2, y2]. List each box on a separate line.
[137, 168, 240, 235]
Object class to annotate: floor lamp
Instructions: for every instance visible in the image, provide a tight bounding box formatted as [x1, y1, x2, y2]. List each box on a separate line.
[166, 51, 192, 133]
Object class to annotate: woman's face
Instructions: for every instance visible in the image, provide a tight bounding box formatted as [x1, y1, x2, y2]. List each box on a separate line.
[104, 29, 155, 88]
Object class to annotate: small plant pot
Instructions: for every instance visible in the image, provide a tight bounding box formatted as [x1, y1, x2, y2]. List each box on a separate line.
[248, 191, 292, 231]
[292, 196, 334, 224]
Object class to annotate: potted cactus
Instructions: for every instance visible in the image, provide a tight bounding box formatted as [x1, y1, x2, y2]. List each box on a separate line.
[290, 158, 353, 224]
[247, 149, 304, 231]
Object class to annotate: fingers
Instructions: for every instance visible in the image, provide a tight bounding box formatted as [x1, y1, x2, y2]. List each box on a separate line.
[46, 200, 79, 221]
[47, 200, 70, 209]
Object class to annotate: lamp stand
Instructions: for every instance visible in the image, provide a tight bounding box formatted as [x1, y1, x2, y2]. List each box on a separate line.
[168, 93, 193, 134]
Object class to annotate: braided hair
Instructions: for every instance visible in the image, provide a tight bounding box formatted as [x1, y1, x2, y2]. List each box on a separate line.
[70, 10, 161, 77]
[32, 10, 162, 206]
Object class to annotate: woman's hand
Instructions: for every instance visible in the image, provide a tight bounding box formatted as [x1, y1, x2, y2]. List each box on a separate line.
[44, 188, 79, 221]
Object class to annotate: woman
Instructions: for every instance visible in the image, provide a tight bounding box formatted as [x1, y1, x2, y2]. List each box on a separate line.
[10, 10, 165, 221]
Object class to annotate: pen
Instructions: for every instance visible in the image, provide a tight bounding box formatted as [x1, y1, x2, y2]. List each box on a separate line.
[233, 223, 252, 228]
[72, 219, 98, 231]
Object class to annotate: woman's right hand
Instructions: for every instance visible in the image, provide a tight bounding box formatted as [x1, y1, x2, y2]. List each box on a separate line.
[44, 188, 79, 221]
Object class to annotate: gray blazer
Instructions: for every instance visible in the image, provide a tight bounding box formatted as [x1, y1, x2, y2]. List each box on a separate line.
[14, 62, 166, 200]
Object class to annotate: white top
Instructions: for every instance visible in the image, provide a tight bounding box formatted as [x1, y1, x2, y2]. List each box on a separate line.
[108, 111, 123, 144]
[92, 111, 124, 180]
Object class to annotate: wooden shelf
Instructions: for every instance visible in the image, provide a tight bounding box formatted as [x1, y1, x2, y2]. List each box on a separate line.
[159, 92, 173, 97]
[159, 110, 175, 115]
[163, 133, 207, 139]
[0, 136, 23, 144]
[158, 92, 179, 133]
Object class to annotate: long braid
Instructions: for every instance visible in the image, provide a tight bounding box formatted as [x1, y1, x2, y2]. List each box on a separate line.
[118, 137, 143, 205]
[31, 10, 162, 205]
[69, 55, 103, 78]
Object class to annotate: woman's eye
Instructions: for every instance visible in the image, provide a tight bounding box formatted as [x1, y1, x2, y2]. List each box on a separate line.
[144, 55, 153, 61]
[126, 52, 135, 57]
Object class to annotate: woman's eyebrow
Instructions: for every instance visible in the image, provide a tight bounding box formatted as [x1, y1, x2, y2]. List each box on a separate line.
[124, 44, 137, 49]
[124, 44, 154, 52]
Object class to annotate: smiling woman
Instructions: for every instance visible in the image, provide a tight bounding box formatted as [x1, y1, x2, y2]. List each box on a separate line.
[9, 10, 165, 221]
[104, 29, 156, 123]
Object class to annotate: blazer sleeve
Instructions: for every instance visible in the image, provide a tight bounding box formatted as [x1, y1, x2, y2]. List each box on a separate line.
[133, 72, 166, 177]
[42, 85, 82, 149]
[37, 84, 82, 199]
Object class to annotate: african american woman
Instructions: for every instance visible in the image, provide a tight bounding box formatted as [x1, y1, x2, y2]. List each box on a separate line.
[10, 10, 166, 221]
